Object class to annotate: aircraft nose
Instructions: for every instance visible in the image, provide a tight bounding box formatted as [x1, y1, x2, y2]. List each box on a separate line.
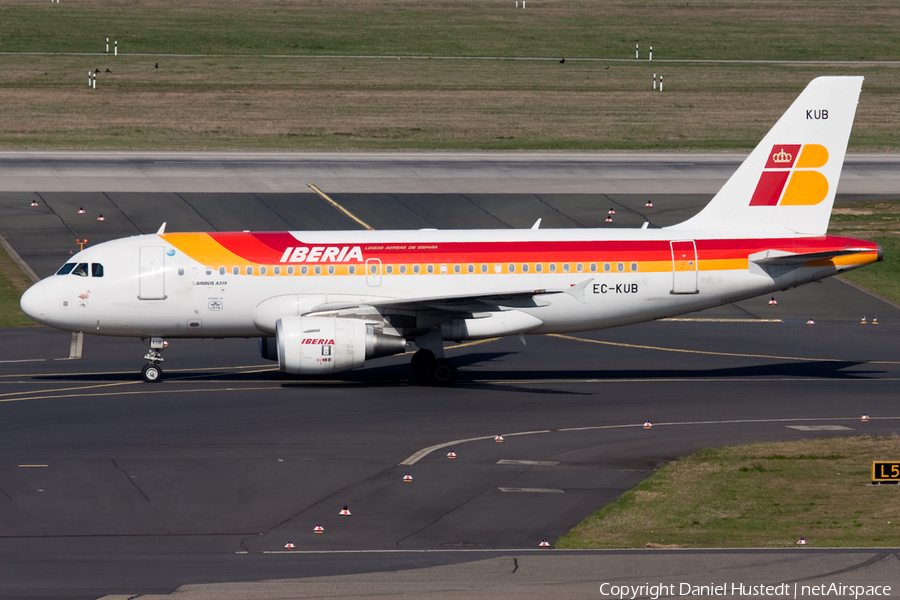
[20, 281, 47, 325]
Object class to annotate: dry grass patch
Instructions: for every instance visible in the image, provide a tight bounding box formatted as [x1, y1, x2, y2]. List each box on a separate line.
[557, 436, 900, 549]
[1, 56, 898, 151]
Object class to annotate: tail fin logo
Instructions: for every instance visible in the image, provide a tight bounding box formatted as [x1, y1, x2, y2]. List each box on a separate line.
[750, 144, 829, 207]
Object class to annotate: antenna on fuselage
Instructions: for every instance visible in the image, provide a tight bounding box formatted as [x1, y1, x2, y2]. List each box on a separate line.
[156, 222, 166, 235]
[531, 218, 542, 230]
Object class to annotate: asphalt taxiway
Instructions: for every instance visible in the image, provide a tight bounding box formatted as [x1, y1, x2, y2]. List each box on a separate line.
[0, 156, 899, 598]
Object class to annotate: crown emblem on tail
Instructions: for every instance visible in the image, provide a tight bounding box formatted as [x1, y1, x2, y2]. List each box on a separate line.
[772, 149, 793, 163]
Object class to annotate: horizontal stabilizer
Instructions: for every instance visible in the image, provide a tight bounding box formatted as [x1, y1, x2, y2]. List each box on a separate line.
[749, 248, 874, 265]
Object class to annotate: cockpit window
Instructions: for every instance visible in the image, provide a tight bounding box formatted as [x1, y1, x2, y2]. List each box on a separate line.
[56, 263, 76, 275]
[91, 263, 104, 277]
[71, 263, 89, 277]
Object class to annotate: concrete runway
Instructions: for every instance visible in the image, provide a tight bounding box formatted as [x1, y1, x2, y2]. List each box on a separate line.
[0, 155, 899, 598]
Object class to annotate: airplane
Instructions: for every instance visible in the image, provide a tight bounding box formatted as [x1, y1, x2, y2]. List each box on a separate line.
[19, 76, 881, 386]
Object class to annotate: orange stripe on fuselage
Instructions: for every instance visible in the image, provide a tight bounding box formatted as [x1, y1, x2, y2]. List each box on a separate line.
[161, 233, 878, 275]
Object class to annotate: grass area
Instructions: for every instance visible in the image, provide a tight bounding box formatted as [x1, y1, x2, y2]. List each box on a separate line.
[0, 242, 36, 327]
[557, 436, 900, 548]
[1, 0, 899, 61]
[1, 57, 898, 151]
[0, 1, 899, 151]
[829, 199, 900, 304]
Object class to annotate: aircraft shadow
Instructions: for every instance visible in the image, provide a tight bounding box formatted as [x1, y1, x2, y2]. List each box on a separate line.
[30, 359, 879, 388]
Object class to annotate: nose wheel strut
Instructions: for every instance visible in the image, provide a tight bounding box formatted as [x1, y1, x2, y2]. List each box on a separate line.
[142, 337, 166, 383]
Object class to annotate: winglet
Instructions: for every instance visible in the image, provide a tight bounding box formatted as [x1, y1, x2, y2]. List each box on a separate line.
[156, 222, 166, 235]
[565, 278, 594, 304]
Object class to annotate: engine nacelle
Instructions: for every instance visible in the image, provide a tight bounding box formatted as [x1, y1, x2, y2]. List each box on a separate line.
[276, 316, 406, 375]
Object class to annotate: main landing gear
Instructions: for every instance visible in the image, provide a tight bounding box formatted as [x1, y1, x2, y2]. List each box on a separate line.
[142, 337, 166, 383]
[410, 349, 457, 387]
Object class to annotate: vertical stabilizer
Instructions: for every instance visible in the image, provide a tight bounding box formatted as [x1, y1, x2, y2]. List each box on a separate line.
[669, 76, 863, 235]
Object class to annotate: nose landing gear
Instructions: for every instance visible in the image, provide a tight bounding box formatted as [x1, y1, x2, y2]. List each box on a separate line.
[142, 337, 166, 383]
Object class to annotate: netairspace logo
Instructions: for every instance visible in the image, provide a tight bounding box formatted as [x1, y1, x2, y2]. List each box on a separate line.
[598, 582, 892, 599]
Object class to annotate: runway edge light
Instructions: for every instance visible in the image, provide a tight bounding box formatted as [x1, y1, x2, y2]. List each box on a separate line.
[494, 434, 504, 442]
[447, 450, 457, 458]
[643, 421, 652, 429]
[313, 523, 324, 533]
[768, 297, 777, 305]
[806, 319, 815, 326]
[403, 472, 413, 482]
[797, 537, 807, 545]
[339, 505, 351, 516]
[861, 414, 869, 422]
[539, 539, 551, 548]
[284, 540, 295, 549]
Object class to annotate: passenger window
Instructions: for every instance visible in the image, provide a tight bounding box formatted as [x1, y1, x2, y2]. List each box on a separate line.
[315, 266, 322, 275]
[603, 263, 611, 273]
[205, 267, 212, 276]
[386, 265, 393, 274]
[288, 266, 295, 275]
[467, 264, 474, 274]
[178, 267, 185, 276]
[274, 266, 281, 275]
[72, 263, 89, 277]
[440, 264, 448, 274]
[494, 264, 501, 273]
[480, 264, 487, 274]
[328, 265, 335, 275]
[617, 263, 625, 272]
[536, 264, 543, 273]
[246, 266, 253, 275]
[590, 263, 597, 272]
[508, 264, 515, 273]
[260, 266, 267, 275]
[219, 267, 226, 275]
[454, 264, 461, 274]
[631, 262, 638, 272]
[232, 266, 239, 275]
[413, 265, 420, 274]
[348, 265, 355, 275]
[577, 263, 584, 272]
[301, 266, 308, 275]
[400, 265, 407, 274]
[549, 264, 557, 273]
[522, 264, 529, 273]
[56, 263, 76, 275]
[563, 263, 570, 273]
[427, 264, 434, 274]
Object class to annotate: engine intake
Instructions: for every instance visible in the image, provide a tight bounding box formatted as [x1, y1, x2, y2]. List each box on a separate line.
[276, 316, 406, 375]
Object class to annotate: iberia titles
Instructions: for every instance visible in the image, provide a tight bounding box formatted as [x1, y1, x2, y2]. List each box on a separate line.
[279, 246, 364, 263]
